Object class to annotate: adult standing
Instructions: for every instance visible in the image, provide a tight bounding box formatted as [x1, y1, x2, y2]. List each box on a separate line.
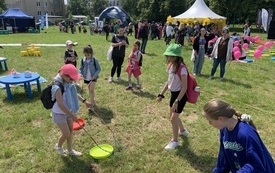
[175, 24, 186, 46]
[89, 20, 94, 35]
[108, 25, 129, 83]
[139, 19, 149, 54]
[192, 27, 214, 75]
[209, 27, 233, 80]
[165, 23, 174, 45]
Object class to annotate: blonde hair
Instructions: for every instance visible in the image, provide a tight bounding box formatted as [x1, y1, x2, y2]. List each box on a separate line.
[203, 99, 256, 129]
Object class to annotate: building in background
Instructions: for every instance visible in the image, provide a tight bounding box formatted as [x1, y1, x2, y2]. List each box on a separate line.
[4, 0, 66, 22]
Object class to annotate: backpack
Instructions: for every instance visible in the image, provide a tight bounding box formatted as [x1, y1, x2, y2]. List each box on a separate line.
[177, 64, 200, 104]
[138, 51, 143, 66]
[40, 81, 64, 109]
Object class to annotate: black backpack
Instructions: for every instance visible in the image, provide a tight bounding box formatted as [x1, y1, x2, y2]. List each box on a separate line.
[40, 81, 64, 109]
[138, 51, 143, 66]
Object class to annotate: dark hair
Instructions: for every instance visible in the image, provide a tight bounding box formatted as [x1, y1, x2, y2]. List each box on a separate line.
[203, 99, 256, 129]
[134, 40, 141, 49]
[166, 56, 184, 74]
[83, 45, 93, 55]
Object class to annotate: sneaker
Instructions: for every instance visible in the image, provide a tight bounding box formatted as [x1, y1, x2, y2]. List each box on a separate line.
[108, 77, 113, 83]
[66, 149, 82, 156]
[179, 129, 190, 137]
[55, 143, 65, 156]
[220, 77, 225, 81]
[209, 76, 213, 80]
[117, 77, 122, 81]
[164, 141, 179, 150]
[136, 85, 141, 90]
[125, 86, 133, 90]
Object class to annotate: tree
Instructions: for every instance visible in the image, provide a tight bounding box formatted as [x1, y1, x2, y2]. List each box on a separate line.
[0, 0, 7, 13]
[121, 0, 138, 19]
[49, 0, 66, 16]
[91, 0, 108, 17]
[67, 0, 89, 15]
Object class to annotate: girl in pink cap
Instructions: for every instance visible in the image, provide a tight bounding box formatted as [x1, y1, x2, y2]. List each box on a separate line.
[51, 64, 91, 156]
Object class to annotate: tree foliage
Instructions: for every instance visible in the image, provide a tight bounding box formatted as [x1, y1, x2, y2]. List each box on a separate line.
[91, 0, 108, 17]
[49, 0, 65, 16]
[0, 0, 7, 13]
[67, 0, 89, 16]
[57, 0, 275, 24]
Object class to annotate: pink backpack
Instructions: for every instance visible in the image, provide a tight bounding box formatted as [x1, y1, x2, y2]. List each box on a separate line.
[177, 64, 200, 104]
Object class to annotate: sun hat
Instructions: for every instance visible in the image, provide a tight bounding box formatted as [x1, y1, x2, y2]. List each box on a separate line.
[60, 64, 81, 81]
[66, 40, 74, 46]
[163, 43, 183, 58]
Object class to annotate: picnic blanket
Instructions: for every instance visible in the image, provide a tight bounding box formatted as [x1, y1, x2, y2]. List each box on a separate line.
[0, 76, 47, 89]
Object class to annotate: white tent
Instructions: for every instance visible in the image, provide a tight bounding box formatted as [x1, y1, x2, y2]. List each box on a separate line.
[173, 0, 225, 20]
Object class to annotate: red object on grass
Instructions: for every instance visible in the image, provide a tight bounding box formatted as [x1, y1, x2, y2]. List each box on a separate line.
[73, 118, 85, 130]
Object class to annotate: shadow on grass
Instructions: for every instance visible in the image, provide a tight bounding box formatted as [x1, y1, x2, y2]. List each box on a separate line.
[196, 75, 252, 88]
[1, 89, 41, 103]
[176, 138, 217, 173]
[145, 53, 157, 57]
[60, 156, 100, 173]
[131, 89, 156, 100]
[88, 106, 114, 124]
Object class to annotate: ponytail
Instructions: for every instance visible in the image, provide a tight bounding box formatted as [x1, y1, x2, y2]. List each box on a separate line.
[234, 112, 257, 130]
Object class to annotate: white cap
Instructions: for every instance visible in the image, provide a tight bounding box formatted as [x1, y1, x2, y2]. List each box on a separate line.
[66, 40, 74, 46]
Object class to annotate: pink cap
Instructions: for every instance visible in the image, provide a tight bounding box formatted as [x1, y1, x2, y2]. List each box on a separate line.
[60, 64, 81, 81]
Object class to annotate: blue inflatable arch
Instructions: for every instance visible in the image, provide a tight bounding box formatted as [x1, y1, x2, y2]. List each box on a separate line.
[98, 6, 131, 26]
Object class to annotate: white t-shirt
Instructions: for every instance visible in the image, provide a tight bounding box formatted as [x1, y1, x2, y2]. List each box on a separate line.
[85, 59, 92, 81]
[166, 25, 174, 36]
[167, 65, 187, 92]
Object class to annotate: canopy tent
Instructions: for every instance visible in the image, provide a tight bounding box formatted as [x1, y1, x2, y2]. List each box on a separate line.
[171, 0, 226, 26]
[98, 6, 131, 27]
[0, 8, 35, 33]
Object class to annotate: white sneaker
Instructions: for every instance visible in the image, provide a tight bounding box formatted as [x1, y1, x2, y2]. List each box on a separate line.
[179, 129, 190, 137]
[65, 149, 82, 156]
[165, 141, 179, 150]
[108, 77, 113, 83]
[55, 143, 65, 156]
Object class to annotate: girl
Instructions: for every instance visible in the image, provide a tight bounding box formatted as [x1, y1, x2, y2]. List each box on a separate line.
[192, 27, 214, 76]
[79, 45, 101, 109]
[125, 41, 142, 90]
[64, 40, 78, 67]
[203, 99, 275, 173]
[108, 24, 129, 83]
[157, 44, 190, 150]
[51, 64, 91, 156]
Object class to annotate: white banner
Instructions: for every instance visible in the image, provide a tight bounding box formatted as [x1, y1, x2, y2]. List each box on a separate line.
[262, 8, 268, 31]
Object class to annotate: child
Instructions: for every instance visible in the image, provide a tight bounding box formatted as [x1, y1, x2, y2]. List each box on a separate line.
[125, 40, 142, 90]
[79, 45, 101, 109]
[157, 44, 190, 150]
[64, 40, 78, 67]
[51, 64, 91, 156]
[203, 99, 275, 173]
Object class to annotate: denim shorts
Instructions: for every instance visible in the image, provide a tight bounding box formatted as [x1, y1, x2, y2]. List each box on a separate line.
[52, 112, 72, 124]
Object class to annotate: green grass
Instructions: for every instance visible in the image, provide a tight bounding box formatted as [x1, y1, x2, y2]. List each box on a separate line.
[0, 27, 274, 173]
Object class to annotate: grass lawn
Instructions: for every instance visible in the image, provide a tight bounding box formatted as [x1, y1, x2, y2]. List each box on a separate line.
[0, 27, 274, 173]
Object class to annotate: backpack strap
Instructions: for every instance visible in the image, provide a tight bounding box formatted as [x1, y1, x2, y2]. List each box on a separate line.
[54, 81, 64, 94]
[93, 58, 97, 71]
[177, 64, 188, 78]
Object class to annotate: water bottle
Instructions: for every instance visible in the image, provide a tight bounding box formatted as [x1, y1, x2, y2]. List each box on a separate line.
[194, 86, 200, 92]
